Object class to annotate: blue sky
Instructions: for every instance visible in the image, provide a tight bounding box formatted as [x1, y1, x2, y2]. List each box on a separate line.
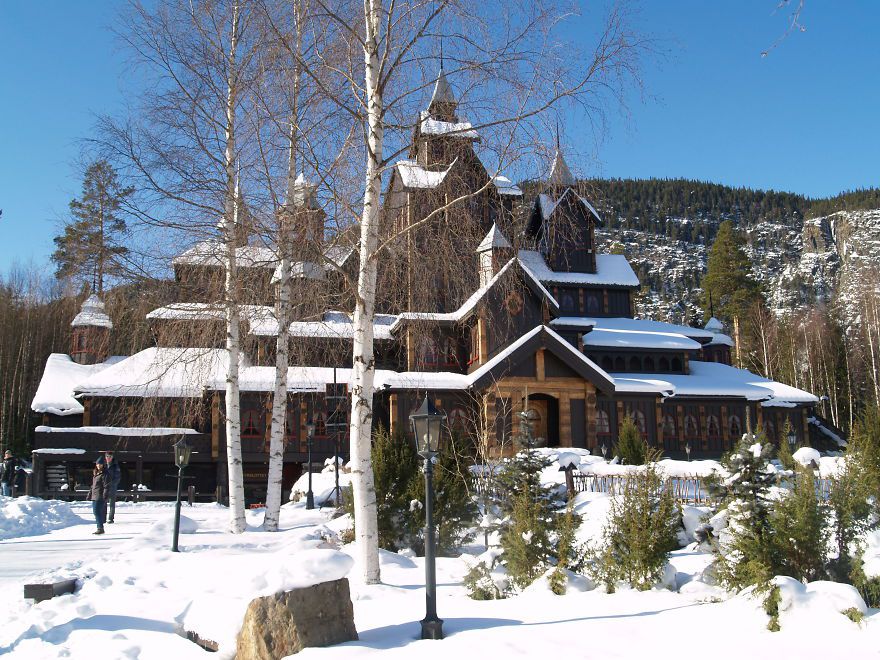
[1, 1, 878, 273]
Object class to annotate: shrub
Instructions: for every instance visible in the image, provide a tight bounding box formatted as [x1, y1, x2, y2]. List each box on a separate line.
[771, 465, 829, 582]
[590, 452, 680, 591]
[614, 415, 647, 465]
[842, 607, 864, 625]
[463, 561, 504, 600]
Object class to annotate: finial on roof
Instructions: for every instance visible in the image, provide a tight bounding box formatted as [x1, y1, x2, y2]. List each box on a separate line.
[555, 119, 560, 151]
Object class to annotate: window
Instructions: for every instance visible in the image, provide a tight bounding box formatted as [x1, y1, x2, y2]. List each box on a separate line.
[764, 419, 776, 442]
[614, 356, 625, 371]
[643, 356, 655, 372]
[314, 411, 327, 436]
[442, 337, 459, 368]
[597, 409, 610, 435]
[632, 410, 647, 435]
[560, 290, 577, 313]
[242, 408, 262, 438]
[659, 357, 670, 372]
[707, 415, 721, 439]
[684, 414, 699, 439]
[448, 407, 467, 431]
[728, 415, 742, 440]
[628, 356, 641, 371]
[419, 337, 438, 368]
[663, 414, 677, 438]
[601, 356, 613, 371]
[671, 357, 683, 372]
[76, 332, 86, 351]
[586, 293, 601, 315]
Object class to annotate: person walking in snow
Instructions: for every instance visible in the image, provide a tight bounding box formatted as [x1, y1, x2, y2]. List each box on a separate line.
[0, 450, 18, 497]
[88, 458, 111, 535]
[104, 451, 121, 524]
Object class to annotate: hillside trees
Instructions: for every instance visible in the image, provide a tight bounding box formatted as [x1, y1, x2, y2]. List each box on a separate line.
[52, 159, 133, 294]
[702, 220, 763, 328]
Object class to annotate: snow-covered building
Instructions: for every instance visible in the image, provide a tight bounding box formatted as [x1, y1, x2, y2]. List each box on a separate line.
[30, 64, 843, 500]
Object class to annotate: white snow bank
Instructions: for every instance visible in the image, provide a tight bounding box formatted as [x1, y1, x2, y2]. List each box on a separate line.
[861, 529, 880, 579]
[289, 462, 351, 506]
[792, 447, 821, 467]
[0, 497, 85, 540]
[35, 425, 201, 436]
[769, 576, 867, 620]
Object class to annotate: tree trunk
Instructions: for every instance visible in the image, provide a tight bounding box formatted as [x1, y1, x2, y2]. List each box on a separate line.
[224, 0, 246, 534]
[349, 0, 383, 584]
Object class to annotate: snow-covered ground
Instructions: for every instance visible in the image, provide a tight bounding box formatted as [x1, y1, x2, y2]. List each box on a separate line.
[1, 468, 878, 659]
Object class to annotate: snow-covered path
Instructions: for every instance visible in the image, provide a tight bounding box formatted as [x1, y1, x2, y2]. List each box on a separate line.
[0, 503, 163, 586]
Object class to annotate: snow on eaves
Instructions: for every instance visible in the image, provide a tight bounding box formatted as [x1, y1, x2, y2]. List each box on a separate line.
[536, 188, 601, 224]
[31, 354, 124, 416]
[71, 295, 113, 329]
[395, 159, 456, 189]
[583, 317, 716, 341]
[35, 426, 201, 436]
[611, 360, 818, 405]
[491, 175, 522, 196]
[518, 250, 639, 288]
[420, 111, 478, 139]
[172, 241, 278, 269]
[247, 310, 397, 340]
[582, 327, 702, 351]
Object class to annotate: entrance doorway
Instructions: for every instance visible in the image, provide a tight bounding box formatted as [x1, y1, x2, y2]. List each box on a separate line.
[524, 393, 559, 447]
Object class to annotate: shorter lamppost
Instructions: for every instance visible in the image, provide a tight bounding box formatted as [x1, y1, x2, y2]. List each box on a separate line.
[305, 419, 316, 510]
[171, 438, 192, 553]
[410, 394, 446, 641]
[685, 442, 691, 462]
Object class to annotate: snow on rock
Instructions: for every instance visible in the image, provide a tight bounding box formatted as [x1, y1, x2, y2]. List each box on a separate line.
[680, 505, 711, 543]
[792, 447, 821, 467]
[767, 577, 867, 625]
[0, 497, 85, 540]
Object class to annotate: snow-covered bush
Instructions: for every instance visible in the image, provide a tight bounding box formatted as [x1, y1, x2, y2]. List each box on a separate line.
[588, 454, 679, 592]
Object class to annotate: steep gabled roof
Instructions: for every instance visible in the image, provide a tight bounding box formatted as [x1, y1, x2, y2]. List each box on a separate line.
[468, 325, 615, 394]
[429, 67, 457, 108]
[547, 149, 576, 188]
[477, 223, 512, 252]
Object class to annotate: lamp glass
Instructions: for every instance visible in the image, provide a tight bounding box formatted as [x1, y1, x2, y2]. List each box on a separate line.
[306, 420, 316, 437]
[787, 431, 797, 447]
[173, 438, 192, 468]
[409, 395, 445, 453]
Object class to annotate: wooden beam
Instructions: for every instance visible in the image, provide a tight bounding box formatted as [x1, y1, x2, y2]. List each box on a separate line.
[389, 393, 398, 437]
[82, 398, 91, 427]
[559, 392, 571, 447]
[211, 393, 220, 459]
[536, 349, 545, 381]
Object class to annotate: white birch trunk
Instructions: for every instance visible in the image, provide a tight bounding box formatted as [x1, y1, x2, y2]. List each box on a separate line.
[349, 0, 383, 584]
[223, 1, 246, 534]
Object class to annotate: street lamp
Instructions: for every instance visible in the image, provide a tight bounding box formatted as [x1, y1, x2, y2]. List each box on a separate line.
[685, 442, 691, 462]
[171, 437, 192, 553]
[600, 443, 607, 460]
[305, 419, 316, 510]
[787, 428, 798, 452]
[410, 394, 446, 641]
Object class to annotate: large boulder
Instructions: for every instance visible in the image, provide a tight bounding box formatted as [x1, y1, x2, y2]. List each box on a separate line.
[236, 578, 358, 659]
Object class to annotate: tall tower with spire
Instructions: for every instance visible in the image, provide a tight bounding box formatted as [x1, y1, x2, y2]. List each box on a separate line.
[70, 295, 112, 365]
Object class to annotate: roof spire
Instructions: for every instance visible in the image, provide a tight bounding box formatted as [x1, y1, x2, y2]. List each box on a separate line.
[428, 50, 457, 115]
[555, 119, 560, 151]
[547, 145, 575, 190]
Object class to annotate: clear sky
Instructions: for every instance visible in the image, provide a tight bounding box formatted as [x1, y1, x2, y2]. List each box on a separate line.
[1, 1, 878, 274]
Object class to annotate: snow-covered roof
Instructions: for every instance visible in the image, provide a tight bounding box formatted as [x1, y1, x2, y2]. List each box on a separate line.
[146, 304, 276, 328]
[477, 223, 511, 252]
[74, 347, 229, 398]
[429, 67, 457, 107]
[582, 327, 702, 351]
[567, 317, 716, 341]
[705, 317, 724, 332]
[535, 189, 601, 224]
[172, 241, 278, 269]
[233, 365, 470, 393]
[324, 245, 355, 268]
[611, 360, 818, 404]
[31, 354, 124, 416]
[706, 333, 735, 347]
[395, 159, 455, 189]
[517, 250, 639, 288]
[71, 295, 113, 329]
[419, 111, 478, 139]
[247, 310, 397, 340]
[35, 426, 201, 436]
[390, 257, 559, 330]
[271, 260, 326, 284]
[492, 175, 522, 196]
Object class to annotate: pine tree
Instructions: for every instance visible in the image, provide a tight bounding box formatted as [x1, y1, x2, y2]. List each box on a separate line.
[591, 452, 679, 591]
[772, 466, 829, 582]
[776, 419, 795, 470]
[52, 159, 133, 293]
[701, 220, 763, 326]
[370, 426, 419, 551]
[614, 415, 647, 465]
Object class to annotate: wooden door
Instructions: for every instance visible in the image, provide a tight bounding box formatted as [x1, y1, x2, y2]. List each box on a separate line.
[527, 400, 549, 445]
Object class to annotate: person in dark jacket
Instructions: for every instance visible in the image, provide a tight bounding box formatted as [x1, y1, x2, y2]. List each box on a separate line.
[88, 458, 111, 535]
[104, 452, 121, 523]
[0, 450, 18, 497]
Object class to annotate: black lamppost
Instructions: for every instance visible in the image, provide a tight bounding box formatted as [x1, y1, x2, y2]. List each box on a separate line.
[787, 428, 798, 453]
[410, 395, 446, 641]
[171, 438, 192, 553]
[305, 419, 316, 510]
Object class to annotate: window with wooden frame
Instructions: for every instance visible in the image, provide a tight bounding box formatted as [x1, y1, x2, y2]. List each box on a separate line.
[684, 414, 699, 440]
[419, 337, 438, 369]
[241, 407, 262, 438]
[728, 414, 742, 441]
[314, 411, 327, 437]
[441, 337, 459, 369]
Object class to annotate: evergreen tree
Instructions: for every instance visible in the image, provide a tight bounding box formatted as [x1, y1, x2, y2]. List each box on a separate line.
[52, 159, 133, 293]
[590, 452, 680, 591]
[772, 466, 829, 582]
[776, 419, 795, 470]
[369, 426, 419, 552]
[701, 220, 763, 326]
[614, 415, 647, 465]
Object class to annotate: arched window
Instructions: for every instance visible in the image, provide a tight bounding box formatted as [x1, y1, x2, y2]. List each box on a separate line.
[443, 337, 458, 368]
[643, 356, 655, 372]
[597, 409, 610, 435]
[614, 356, 625, 371]
[314, 411, 327, 436]
[587, 294, 601, 315]
[632, 410, 647, 436]
[663, 414, 677, 439]
[684, 414, 699, 439]
[659, 357, 670, 372]
[242, 407, 262, 438]
[448, 407, 467, 431]
[707, 415, 721, 439]
[601, 355, 613, 371]
[560, 291, 576, 312]
[671, 357, 683, 372]
[728, 415, 742, 440]
[629, 356, 641, 372]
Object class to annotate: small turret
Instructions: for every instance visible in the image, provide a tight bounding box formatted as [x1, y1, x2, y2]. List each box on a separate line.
[71, 295, 112, 365]
[427, 63, 458, 122]
[477, 224, 513, 286]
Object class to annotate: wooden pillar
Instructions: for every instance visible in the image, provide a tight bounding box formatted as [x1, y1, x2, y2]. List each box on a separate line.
[483, 393, 497, 452]
[756, 405, 764, 432]
[211, 393, 220, 459]
[676, 404, 685, 451]
[389, 393, 398, 437]
[136, 454, 144, 494]
[603, 289, 610, 314]
[578, 289, 585, 315]
[655, 398, 663, 449]
[536, 349, 545, 381]
[82, 398, 91, 426]
[698, 405, 707, 451]
[721, 405, 729, 448]
[559, 392, 572, 447]
[801, 408, 810, 444]
[478, 317, 488, 364]
[31, 451, 42, 497]
[585, 384, 597, 450]
[406, 328, 416, 370]
[300, 399, 309, 452]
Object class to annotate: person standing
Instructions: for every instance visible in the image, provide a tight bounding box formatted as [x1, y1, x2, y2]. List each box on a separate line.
[0, 450, 18, 497]
[104, 451, 121, 524]
[88, 458, 111, 535]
